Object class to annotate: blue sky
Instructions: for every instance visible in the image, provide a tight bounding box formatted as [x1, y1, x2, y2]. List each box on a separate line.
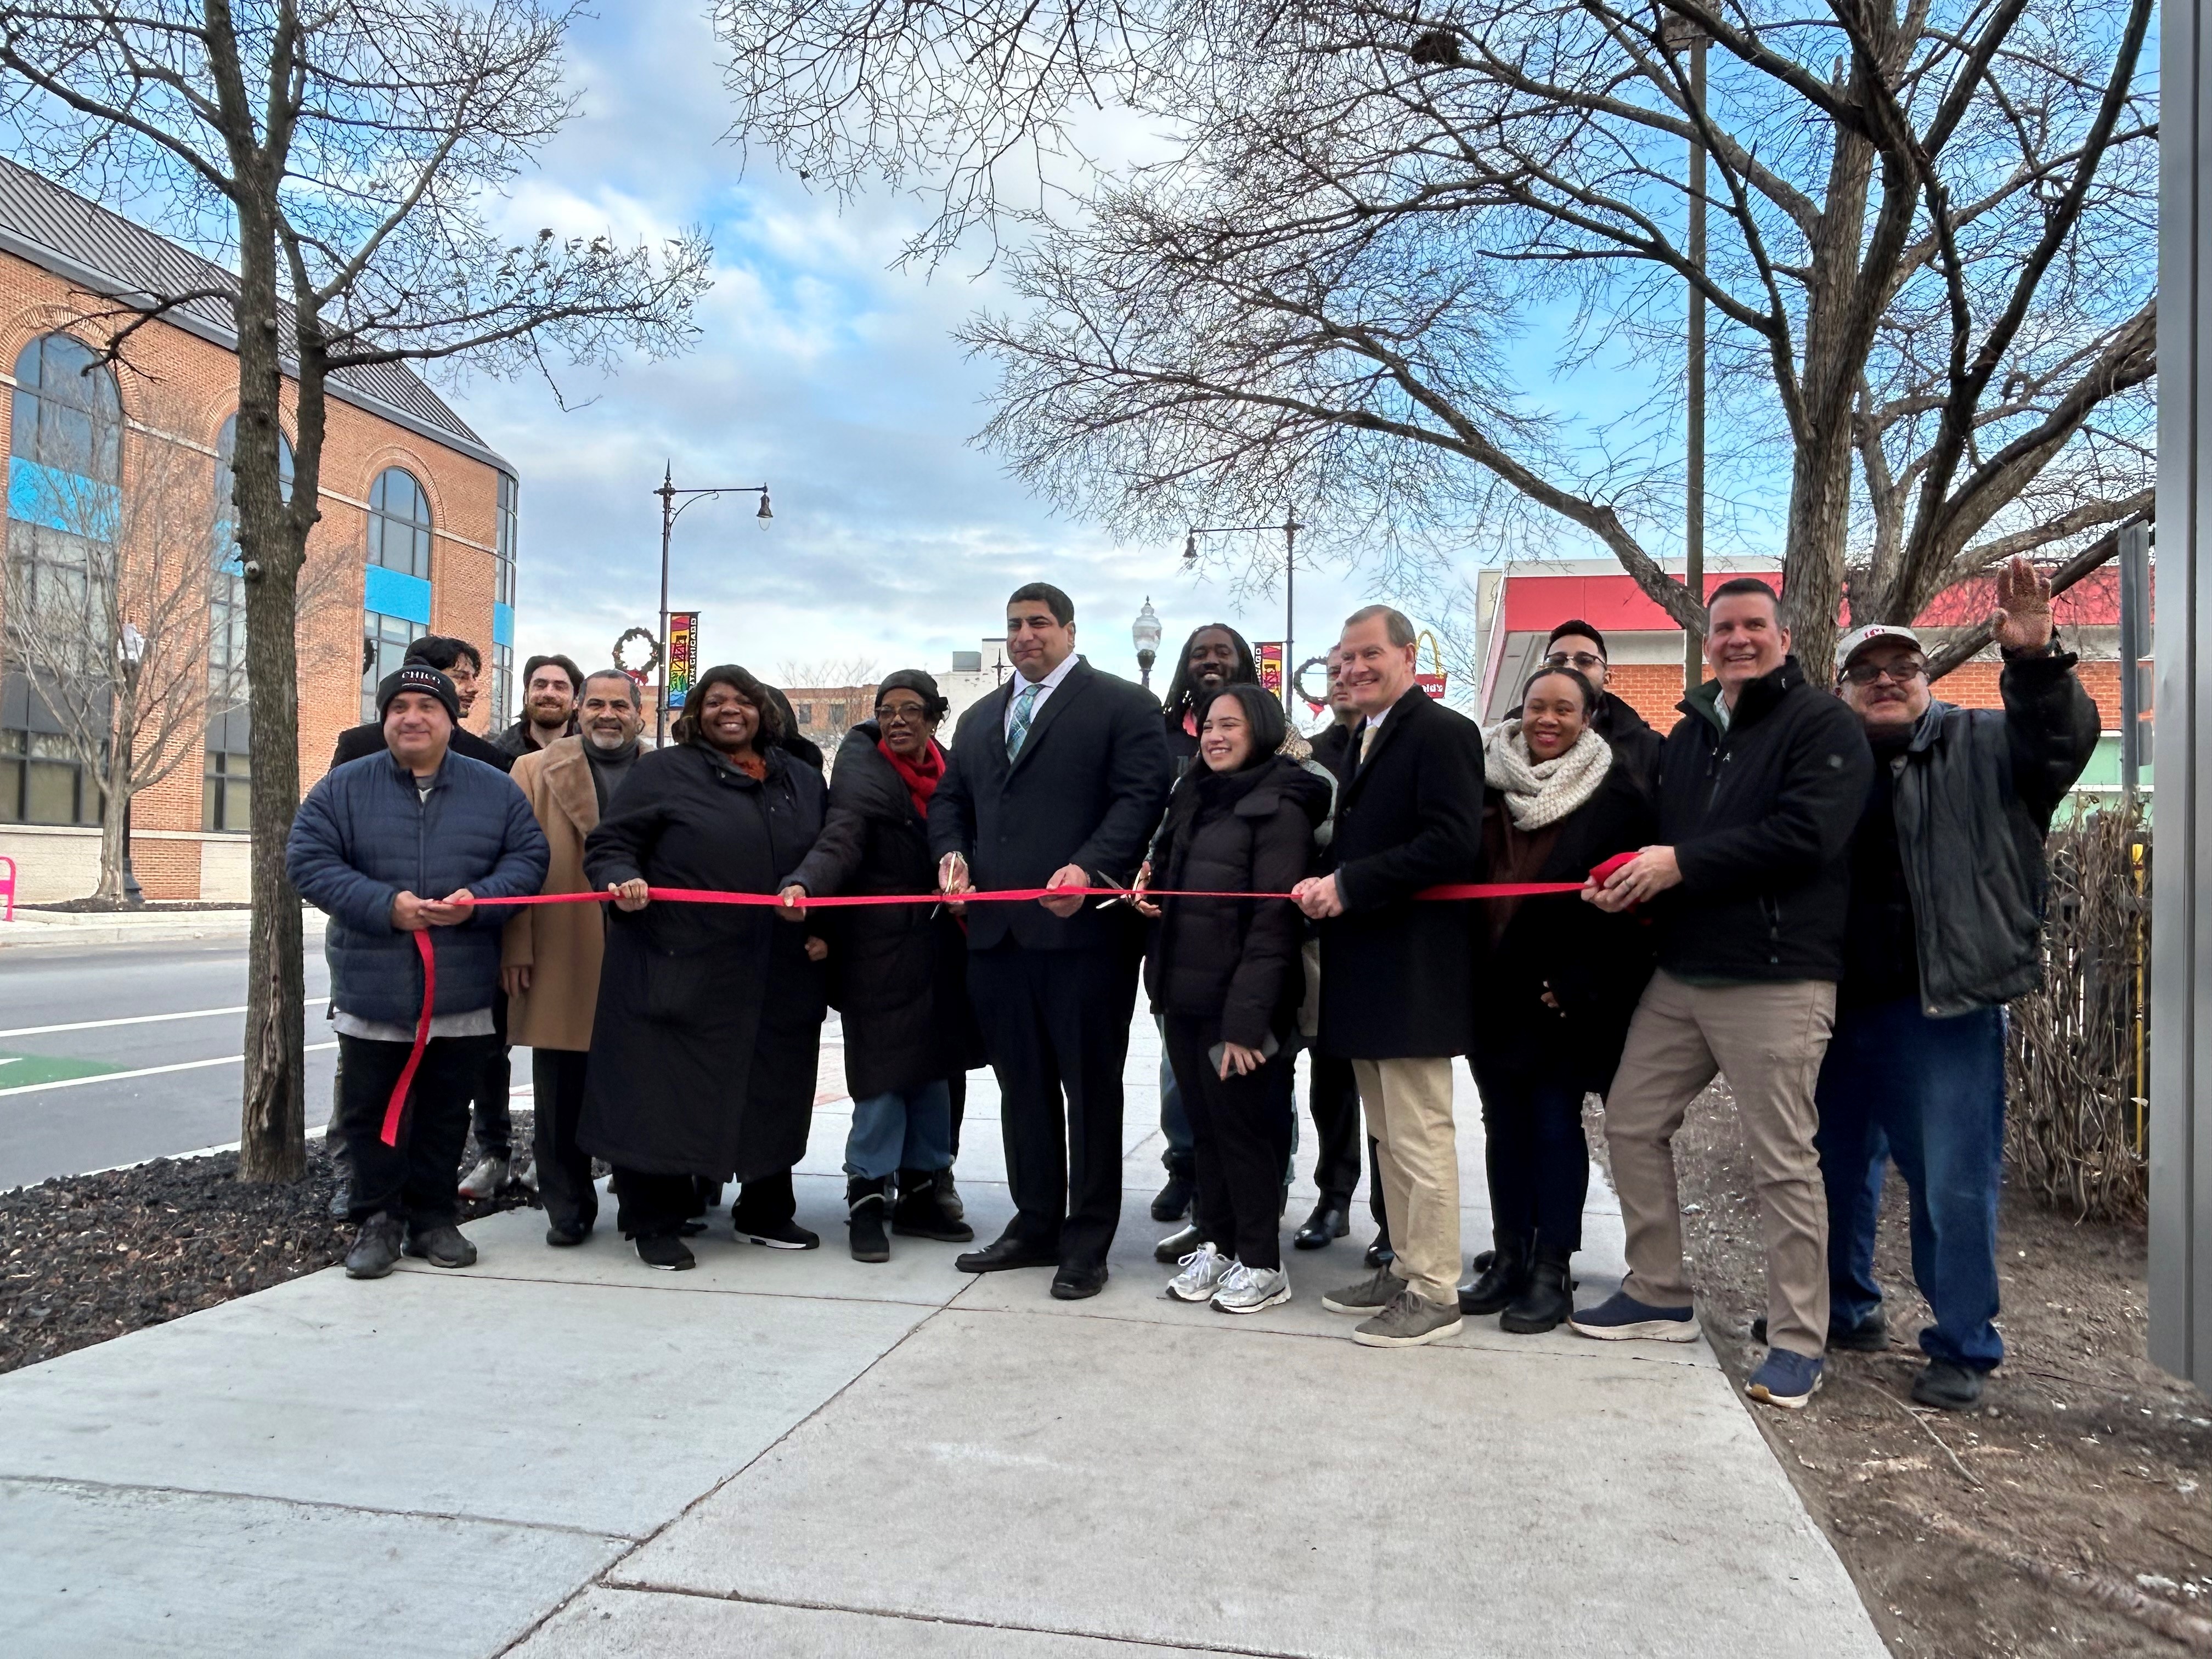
[435, 0, 1430, 697]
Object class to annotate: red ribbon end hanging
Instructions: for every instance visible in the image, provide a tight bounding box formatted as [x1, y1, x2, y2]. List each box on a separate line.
[381, 930, 436, 1147]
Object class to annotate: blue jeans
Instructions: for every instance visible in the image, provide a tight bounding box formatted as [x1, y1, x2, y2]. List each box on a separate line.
[845, 1080, 954, 1180]
[1814, 997, 2006, 1372]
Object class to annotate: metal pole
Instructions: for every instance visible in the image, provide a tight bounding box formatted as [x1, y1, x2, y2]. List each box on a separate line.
[1683, 32, 1707, 691]
[1284, 516, 1297, 716]
[655, 462, 673, 746]
[2120, 521, 2151, 803]
[119, 656, 142, 907]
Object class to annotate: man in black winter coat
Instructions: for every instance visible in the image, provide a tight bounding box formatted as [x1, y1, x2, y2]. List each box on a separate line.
[1539, 618, 1663, 791]
[930, 583, 1171, 1299]
[1816, 560, 2097, 1413]
[1576, 578, 1872, 1414]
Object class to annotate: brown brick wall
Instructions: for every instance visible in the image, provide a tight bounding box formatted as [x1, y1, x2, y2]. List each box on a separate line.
[1607, 663, 1691, 729]
[1600, 657, 2121, 736]
[0, 249, 510, 898]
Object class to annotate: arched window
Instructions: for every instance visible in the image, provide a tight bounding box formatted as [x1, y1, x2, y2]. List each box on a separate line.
[0, 333, 121, 827]
[368, 466, 432, 579]
[202, 416, 294, 832]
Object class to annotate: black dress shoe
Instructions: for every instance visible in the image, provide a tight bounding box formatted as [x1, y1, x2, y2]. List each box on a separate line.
[545, 1220, 590, 1248]
[1363, 1233, 1395, 1271]
[1910, 1358, 1986, 1410]
[1154, 1221, 1204, 1263]
[1294, 1201, 1350, 1250]
[955, 1235, 1059, 1274]
[1151, 1166, 1194, 1223]
[1051, 1265, 1108, 1300]
[1459, 1233, 1531, 1317]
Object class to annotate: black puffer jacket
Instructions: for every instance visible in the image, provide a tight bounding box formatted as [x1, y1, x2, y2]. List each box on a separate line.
[1653, 656, 1874, 981]
[1144, 755, 1331, 1048]
[1884, 649, 2100, 1016]
[785, 724, 984, 1099]
[1592, 690, 1663, 793]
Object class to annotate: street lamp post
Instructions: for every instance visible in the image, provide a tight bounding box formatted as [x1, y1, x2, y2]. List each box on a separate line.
[116, 621, 145, 907]
[653, 463, 771, 744]
[1182, 514, 1301, 711]
[1131, 597, 1163, 687]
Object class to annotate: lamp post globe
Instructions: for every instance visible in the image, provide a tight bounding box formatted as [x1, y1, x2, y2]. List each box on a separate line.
[1132, 596, 1163, 689]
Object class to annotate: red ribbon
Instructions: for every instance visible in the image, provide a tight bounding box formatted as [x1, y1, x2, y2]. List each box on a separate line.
[375, 850, 1645, 1146]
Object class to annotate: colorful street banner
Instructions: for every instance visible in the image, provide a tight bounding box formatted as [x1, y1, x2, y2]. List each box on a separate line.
[665, 611, 699, 709]
[1256, 641, 1285, 695]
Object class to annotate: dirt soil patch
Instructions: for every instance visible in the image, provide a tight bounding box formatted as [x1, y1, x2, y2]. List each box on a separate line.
[1654, 1082, 2212, 1656]
[0, 1115, 540, 1376]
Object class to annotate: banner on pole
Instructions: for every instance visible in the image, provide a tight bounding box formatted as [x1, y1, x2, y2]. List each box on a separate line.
[665, 611, 699, 709]
[1255, 641, 1285, 696]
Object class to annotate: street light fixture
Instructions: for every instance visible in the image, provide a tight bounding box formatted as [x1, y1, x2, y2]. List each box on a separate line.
[1132, 596, 1163, 687]
[115, 622, 145, 907]
[652, 463, 772, 744]
[1182, 512, 1302, 712]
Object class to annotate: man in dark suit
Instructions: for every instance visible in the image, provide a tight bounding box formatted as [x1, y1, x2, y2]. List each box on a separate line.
[930, 582, 1171, 1299]
[1296, 605, 1485, 1348]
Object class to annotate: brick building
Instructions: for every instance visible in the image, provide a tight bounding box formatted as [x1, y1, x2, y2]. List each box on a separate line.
[0, 161, 518, 902]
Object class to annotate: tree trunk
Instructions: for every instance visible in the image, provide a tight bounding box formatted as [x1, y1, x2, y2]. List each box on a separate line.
[93, 704, 128, 904]
[1781, 428, 1853, 687]
[233, 194, 307, 1184]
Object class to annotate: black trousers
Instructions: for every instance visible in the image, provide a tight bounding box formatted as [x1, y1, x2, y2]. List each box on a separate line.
[948, 1069, 966, 1158]
[340, 1032, 496, 1227]
[1472, 1056, 1590, 1254]
[469, 991, 512, 1161]
[532, 1047, 598, 1233]
[1166, 1014, 1296, 1270]
[612, 1165, 795, 1240]
[1307, 1051, 1387, 1230]
[968, 942, 1139, 1271]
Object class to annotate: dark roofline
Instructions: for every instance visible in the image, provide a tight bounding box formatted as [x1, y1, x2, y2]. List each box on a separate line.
[0, 166, 512, 476]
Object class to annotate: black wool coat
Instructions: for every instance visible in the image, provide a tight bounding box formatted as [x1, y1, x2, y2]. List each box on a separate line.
[1143, 756, 1331, 1048]
[928, 657, 1170, 952]
[578, 742, 827, 1181]
[1471, 764, 1658, 1094]
[1315, 686, 1486, 1060]
[785, 724, 985, 1101]
[1592, 691, 1663, 794]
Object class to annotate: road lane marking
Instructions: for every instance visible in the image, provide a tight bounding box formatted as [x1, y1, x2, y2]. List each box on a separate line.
[0, 1041, 338, 1098]
[0, 1005, 249, 1040]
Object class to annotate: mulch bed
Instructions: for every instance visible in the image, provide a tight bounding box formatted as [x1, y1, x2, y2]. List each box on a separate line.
[1650, 1082, 2212, 1657]
[0, 1115, 540, 1376]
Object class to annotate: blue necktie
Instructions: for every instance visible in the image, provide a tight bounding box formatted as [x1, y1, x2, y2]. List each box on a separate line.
[1007, 682, 1042, 760]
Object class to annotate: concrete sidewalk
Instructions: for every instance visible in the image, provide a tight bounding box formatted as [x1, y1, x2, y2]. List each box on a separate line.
[0, 904, 324, 950]
[3, 1017, 1886, 1658]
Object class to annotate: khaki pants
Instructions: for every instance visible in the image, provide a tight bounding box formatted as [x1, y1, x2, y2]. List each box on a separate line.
[1604, 971, 1836, 1358]
[1352, 1056, 1460, 1305]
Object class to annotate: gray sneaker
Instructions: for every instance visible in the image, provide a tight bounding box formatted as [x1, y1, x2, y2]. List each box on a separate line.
[1166, 1242, 1234, 1303]
[456, 1154, 508, 1201]
[1211, 1261, 1292, 1315]
[343, 1212, 405, 1280]
[1321, 1266, 1402, 1316]
[402, 1223, 479, 1269]
[1352, 1288, 1464, 1348]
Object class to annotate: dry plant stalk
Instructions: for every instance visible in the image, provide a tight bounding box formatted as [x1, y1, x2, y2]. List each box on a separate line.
[2006, 803, 2148, 1221]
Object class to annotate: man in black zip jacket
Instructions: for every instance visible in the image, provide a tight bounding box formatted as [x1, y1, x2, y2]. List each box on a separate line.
[1571, 577, 1872, 1413]
[1814, 561, 2096, 1412]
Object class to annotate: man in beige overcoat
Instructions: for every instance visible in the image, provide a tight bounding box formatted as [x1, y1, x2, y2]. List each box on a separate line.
[502, 669, 647, 1244]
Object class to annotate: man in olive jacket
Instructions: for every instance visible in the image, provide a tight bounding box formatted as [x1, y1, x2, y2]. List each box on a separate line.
[1816, 559, 2097, 1412]
[1577, 578, 1872, 1414]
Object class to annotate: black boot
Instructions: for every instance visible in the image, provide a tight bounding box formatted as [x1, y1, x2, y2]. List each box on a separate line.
[1458, 1231, 1531, 1316]
[1499, 1245, 1575, 1334]
[893, 1169, 973, 1242]
[847, 1176, 891, 1263]
[1152, 1155, 1195, 1223]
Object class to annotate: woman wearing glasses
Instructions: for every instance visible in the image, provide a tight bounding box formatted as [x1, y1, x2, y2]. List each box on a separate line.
[1460, 663, 1656, 1333]
[781, 671, 982, 1261]
[1538, 619, 1663, 791]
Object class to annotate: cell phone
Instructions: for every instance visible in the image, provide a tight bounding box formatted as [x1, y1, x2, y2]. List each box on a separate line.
[1207, 1032, 1282, 1071]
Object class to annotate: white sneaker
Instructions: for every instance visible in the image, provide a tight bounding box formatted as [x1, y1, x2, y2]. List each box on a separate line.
[456, 1154, 508, 1201]
[1211, 1261, 1292, 1315]
[1166, 1242, 1233, 1302]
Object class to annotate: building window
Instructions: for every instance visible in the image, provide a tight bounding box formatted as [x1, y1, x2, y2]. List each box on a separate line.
[495, 473, 517, 607]
[490, 640, 513, 732]
[210, 416, 295, 709]
[0, 728, 99, 825]
[12, 333, 120, 481]
[362, 610, 426, 720]
[202, 743, 250, 832]
[368, 466, 432, 579]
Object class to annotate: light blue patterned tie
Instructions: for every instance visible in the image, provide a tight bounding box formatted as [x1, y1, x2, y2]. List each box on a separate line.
[1007, 681, 1042, 761]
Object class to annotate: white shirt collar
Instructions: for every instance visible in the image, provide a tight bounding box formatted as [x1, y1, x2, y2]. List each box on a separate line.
[1017, 652, 1079, 697]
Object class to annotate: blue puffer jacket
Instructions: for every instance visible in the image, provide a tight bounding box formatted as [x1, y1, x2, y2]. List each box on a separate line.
[287, 749, 549, 1026]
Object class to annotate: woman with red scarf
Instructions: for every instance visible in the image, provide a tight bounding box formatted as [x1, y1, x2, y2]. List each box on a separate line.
[781, 670, 983, 1261]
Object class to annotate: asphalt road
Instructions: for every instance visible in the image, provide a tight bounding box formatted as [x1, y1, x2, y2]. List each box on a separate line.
[0, 939, 349, 1190]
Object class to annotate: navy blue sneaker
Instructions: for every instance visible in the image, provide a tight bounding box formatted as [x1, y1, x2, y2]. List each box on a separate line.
[1567, 1289, 1698, 1342]
[1746, 1348, 1825, 1409]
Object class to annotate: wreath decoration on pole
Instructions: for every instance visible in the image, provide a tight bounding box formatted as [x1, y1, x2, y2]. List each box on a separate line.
[613, 626, 662, 680]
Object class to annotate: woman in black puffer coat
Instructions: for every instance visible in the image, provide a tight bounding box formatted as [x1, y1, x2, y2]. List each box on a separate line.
[781, 670, 984, 1261]
[1139, 684, 1332, 1316]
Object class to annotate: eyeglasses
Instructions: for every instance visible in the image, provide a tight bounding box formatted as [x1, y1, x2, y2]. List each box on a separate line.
[876, 701, 930, 724]
[1841, 659, 1928, 687]
[1544, 651, 1605, 672]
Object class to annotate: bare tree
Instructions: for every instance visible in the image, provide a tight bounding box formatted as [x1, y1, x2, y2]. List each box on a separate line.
[775, 655, 879, 689]
[0, 1, 710, 1180]
[726, 0, 2155, 677]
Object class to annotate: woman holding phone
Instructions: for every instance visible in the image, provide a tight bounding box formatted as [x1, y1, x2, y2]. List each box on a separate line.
[1137, 684, 1331, 1314]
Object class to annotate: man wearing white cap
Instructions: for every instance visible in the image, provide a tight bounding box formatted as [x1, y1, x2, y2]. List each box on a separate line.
[1803, 557, 2096, 1411]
